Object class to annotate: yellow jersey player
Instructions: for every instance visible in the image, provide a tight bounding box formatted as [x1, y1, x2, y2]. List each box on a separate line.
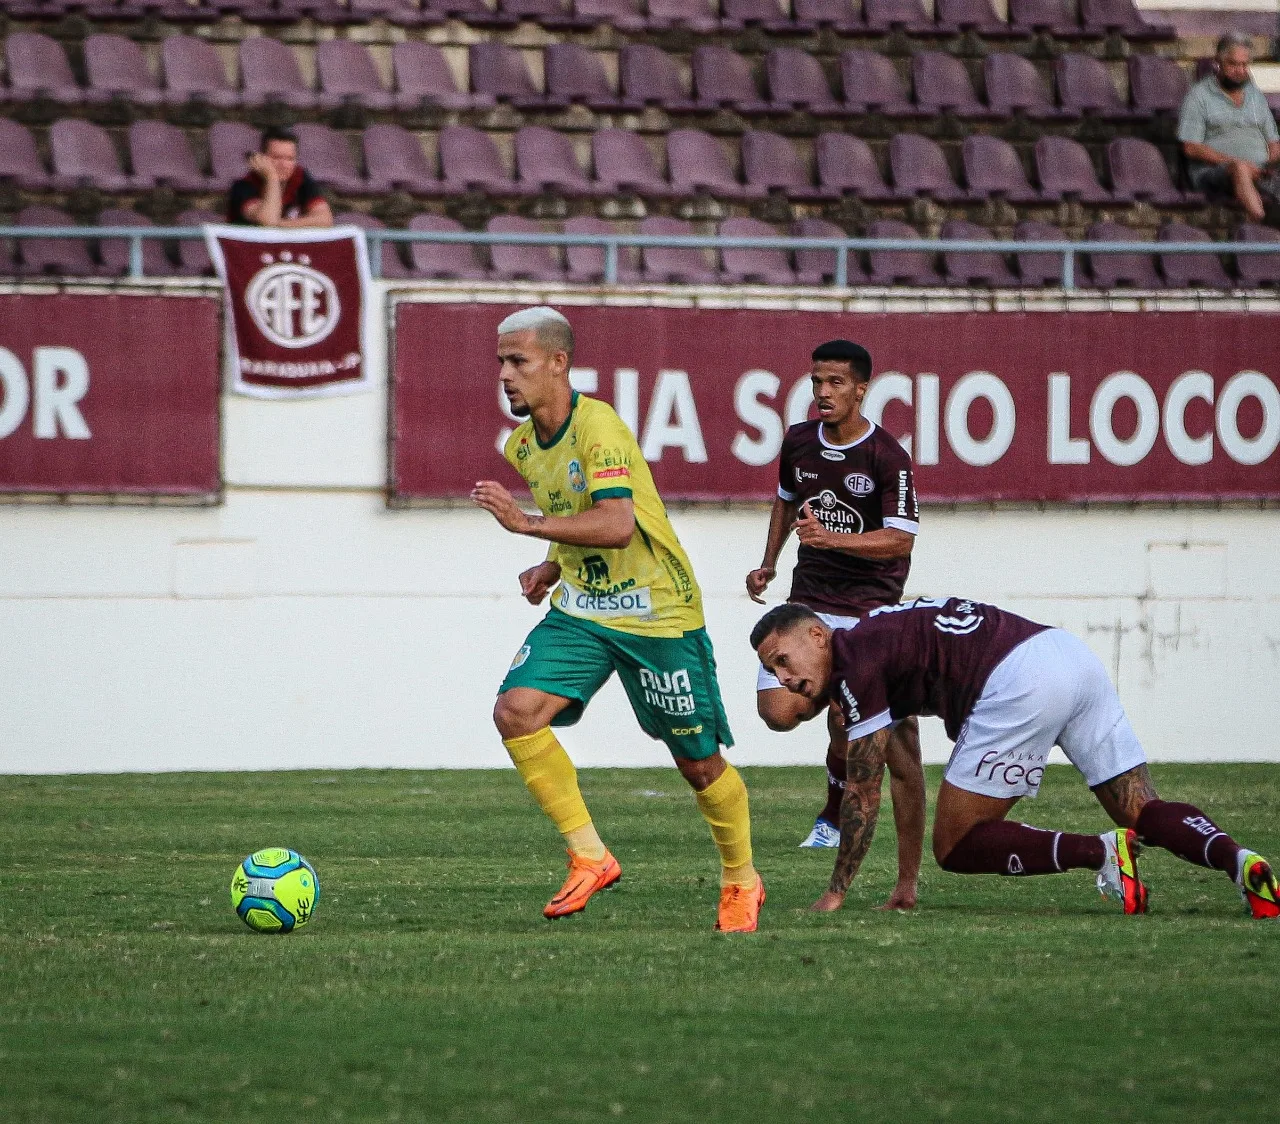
[471, 306, 765, 932]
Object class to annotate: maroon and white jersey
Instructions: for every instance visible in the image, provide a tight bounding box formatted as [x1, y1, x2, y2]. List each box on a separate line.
[829, 597, 1050, 742]
[778, 420, 919, 616]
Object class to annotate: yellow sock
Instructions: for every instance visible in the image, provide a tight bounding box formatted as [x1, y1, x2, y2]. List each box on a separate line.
[695, 764, 758, 888]
[503, 728, 606, 860]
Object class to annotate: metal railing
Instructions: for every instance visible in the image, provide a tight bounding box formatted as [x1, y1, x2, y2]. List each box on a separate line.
[1, 224, 1278, 291]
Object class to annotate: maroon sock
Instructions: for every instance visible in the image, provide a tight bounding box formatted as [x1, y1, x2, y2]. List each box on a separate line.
[1136, 800, 1241, 875]
[816, 744, 845, 826]
[941, 821, 1106, 876]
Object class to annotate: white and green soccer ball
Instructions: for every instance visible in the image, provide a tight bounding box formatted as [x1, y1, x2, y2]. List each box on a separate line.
[230, 848, 319, 934]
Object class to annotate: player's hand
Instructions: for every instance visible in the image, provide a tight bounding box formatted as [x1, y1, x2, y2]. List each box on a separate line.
[745, 566, 775, 604]
[248, 152, 278, 181]
[519, 561, 561, 605]
[874, 883, 918, 912]
[792, 502, 832, 550]
[809, 889, 845, 912]
[471, 480, 533, 535]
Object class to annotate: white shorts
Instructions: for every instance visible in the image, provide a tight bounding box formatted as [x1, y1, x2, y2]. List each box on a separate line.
[944, 628, 1147, 800]
[756, 611, 861, 691]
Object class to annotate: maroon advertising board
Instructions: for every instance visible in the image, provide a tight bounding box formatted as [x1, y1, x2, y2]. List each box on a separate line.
[392, 302, 1280, 503]
[0, 293, 221, 497]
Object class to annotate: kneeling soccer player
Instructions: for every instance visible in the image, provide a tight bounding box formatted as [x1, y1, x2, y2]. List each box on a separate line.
[751, 598, 1279, 918]
[472, 306, 764, 933]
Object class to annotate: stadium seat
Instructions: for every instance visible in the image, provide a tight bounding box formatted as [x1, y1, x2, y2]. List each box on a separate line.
[840, 50, 920, 117]
[574, 0, 647, 32]
[98, 208, 178, 278]
[545, 42, 634, 111]
[1234, 223, 1280, 288]
[487, 215, 566, 283]
[667, 129, 762, 199]
[1085, 221, 1162, 288]
[1035, 135, 1112, 203]
[15, 204, 106, 277]
[294, 123, 370, 194]
[563, 216, 641, 284]
[1127, 54, 1190, 116]
[722, 0, 803, 32]
[765, 48, 843, 114]
[864, 0, 936, 34]
[912, 51, 992, 119]
[129, 121, 215, 192]
[175, 207, 218, 276]
[392, 42, 491, 111]
[719, 217, 798, 285]
[6, 32, 98, 105]
[83, 34, 166, 107]
[162, 36, 242, 109]
[864, 218, 942, 286]
[1108, 137, 1200, 205]
[1013, 219, 1075, 287]
[1008, 0, 1096, 37]
[638, 216, 717, 284]
[333, 211, 413, 280]
[790, 216, 863, 285]
[439, 125, 525, 195]
[469, 42, 563, 110]
[499, 0, 595, 28]
[940, 219, 1017, 287]
[794, 0, 862, 31]
[646, 0, 719, 33]
[742, 130, 834, 200]
[317, 40, 414, 112]
[349, 0, 440, 26]
[423, 0, 517, 25]
[691, 46, 775, 115]
[515, 126, 594, 196]
[1080, 0, 1173, 40]
[209, 120, 261, 188]
[50, 119, 144, 192]
[889, 133, 971, 202]
[962, 135, 1041, 202]
[591, 129, 671, 197]
[619, 44, 698, 112]
[935, 0, 1020, 36]
[407, 213, 488, 280]
[985, 52, 1074, 119]
[1055, 53, 1139, 120]
[814, 132, 895, 202]
[241, 38, 331, 109]
[0, 119, 53, 190]
[1157, 221, 1231, 289]
[363, 124, 442, 196]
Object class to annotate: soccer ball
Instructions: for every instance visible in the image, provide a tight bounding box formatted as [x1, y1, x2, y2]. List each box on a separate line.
[230, 848, 320, 934]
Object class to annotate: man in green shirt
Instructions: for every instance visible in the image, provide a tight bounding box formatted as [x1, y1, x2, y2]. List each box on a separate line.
[1178, 32, 1280, 223]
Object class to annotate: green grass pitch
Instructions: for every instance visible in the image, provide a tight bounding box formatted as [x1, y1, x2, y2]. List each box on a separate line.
[1, 764, 1275, 1123]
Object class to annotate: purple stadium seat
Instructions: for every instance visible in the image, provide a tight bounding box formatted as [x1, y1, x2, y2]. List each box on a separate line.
[575, 0, 647, 31]
[516, 126, 593, 196]
[240, 38, 328, 109]
[814, 133, 895, 201]
[864, 0, 934, 33]
[129, 121, 214, 192]
[935, 0, 1019, 36]
[6, 32, 98, 105]
[962, 135, 1040, 202]
[487, 215, 565, 283]
[1014, 219, 1076, 287]
[499, 0, 594, 27]
[175, 208, 217, 277]
[392, 42, 489, 111]
[646, 0, 718, 33]
[940, 219, 1016, 287]
[422, 0, 517, 25]
[317, 40, 413, 112]
[668, 129, 761, 199]
[545, 43, 631, 111]
[864, 219, 941, 286]
[791, 217, 862, 285]
[742, 130, 834, 200]
[439, 125, 522, 195]
[1035, 136, 1112, 203]
[563, 216, 641, 284]
[83, 34, 165, 106]
[1234, 223, 1280, 288]
[16, 205, 105, 277]
[50, 119, 144, 192]
[691, 46, 773, 115]
[162, 36, 241, 109]
[766, 48, 843, 114]
[1108, 137, 1198, 205]
[722, 0, 800, 32]
[1086, 221, 1162, 288]
[719, 217, 797, 285]
[985, 52, 1072, 119]
[98, 208, 177, 278]
[294, 123, 369, 194]
[363, 124, 441, 195]
[839, 50, 919, 117]
[912, 51, 991, 118]
[1157, 221, 1231, 289]
[619, 44, 697, 111]
[333, 211, 412, 280]
[1080, 0, 1172, 39]
[1128, 54, 1189, 115]
[639, 216, 717, 284]
[794, 0, 862, 30]
[209, 121, 261, 188]
[349, 0, 440, 26]
[1008, 0, 1092, 37]
[0, 119, 52, 189]
[407, 213, 488, 280]
[889, 133, 969, 202]
[592, 129, 671, 197]
[470, 42, 563, 109]
[1055, 53, 1138, 120]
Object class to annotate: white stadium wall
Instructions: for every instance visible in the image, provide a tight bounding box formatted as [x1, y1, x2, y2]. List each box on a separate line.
[1, 281, 1279, 773]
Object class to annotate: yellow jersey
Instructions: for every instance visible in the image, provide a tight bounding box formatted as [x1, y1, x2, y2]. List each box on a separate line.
[503, 392, 704, 638]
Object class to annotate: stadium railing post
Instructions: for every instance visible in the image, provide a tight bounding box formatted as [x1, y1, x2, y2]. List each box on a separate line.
[605, 239, 618, 285]
[1062, 247, 1076, 291]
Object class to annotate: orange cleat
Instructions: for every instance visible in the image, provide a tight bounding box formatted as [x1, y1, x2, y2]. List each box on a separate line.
[715, 876, 765, 933]
[543, 849, 621, 919]
[1238, 851, 1280, 920]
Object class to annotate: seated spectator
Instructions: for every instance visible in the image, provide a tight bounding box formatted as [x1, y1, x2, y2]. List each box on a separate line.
[1178, 32, 1280, 223]
[226, 127, 334, 228]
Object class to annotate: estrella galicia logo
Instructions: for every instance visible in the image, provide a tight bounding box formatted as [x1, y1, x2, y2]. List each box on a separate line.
[578, 555, 610, 586]
[844, 472, 874, 496]
[567, 459, 587, 493]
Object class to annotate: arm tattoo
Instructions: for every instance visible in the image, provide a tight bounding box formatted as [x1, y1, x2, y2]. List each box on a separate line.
[828, 726, 892, 895]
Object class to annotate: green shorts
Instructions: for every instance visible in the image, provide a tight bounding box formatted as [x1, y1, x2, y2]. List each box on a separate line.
[499, 608, 734, 761]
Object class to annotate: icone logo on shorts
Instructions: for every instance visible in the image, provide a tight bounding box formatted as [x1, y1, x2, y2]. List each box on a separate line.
[244, 252, 340, 349]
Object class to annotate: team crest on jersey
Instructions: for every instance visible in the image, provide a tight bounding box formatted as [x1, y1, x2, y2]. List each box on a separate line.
[844, 473, 874, 496]
[567, 459, 587, 493]
[812, 489, 865, 534]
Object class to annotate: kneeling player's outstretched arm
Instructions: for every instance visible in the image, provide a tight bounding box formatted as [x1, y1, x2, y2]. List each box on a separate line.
[811, 726, 893, 912]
